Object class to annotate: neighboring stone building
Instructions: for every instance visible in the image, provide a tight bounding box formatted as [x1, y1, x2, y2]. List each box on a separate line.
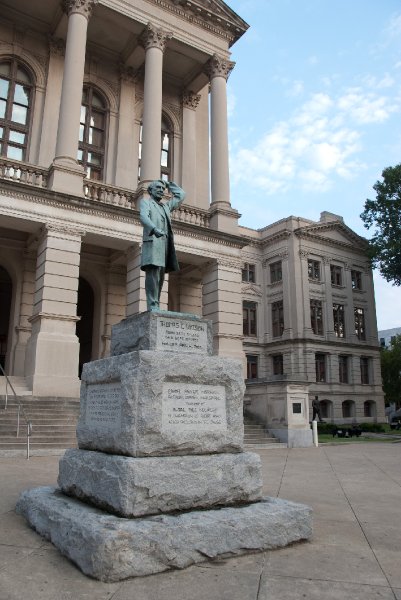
[378, 327, 401, 348]
[0, 0, 385, 445]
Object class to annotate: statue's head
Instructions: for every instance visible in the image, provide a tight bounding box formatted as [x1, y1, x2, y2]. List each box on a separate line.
[148, 179, 166, 199]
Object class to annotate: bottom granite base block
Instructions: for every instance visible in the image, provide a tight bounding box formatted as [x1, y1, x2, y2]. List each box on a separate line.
[16, 486, 312, 582]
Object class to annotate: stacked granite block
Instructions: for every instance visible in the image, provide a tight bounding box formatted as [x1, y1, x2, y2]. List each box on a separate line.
[17, 311, 312, 582]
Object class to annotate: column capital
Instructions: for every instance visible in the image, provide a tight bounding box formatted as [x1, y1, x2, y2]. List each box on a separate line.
[205, 54, 235, 81]
[182, 90, 201, 110]
[139, 22, 172, 52]
[42, 222, 86, 239]
[61, 0, 98, 19]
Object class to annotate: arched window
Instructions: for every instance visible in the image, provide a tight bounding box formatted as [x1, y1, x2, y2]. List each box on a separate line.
[78, 86, 107, 180]
[138, 113, 173, 181]
[320, 400, 333, 420]
[342, 400, 355, 419]
[0, 59, 33, 161]
[364, 400, 376, 418]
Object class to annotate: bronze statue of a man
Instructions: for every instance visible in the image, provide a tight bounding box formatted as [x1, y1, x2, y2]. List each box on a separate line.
[139, 180, 186, 311]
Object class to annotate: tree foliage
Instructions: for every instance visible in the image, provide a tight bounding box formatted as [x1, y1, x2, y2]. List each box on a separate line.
[380, 335, 401, 408]
[361, 164, 401, 285]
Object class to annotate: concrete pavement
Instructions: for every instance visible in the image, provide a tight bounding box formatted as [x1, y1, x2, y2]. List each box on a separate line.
[0, 443, 400, 600]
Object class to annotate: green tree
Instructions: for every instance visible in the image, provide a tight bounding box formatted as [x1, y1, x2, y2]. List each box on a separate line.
[380, 335, 401, 408]
[361, 164, 401, 285]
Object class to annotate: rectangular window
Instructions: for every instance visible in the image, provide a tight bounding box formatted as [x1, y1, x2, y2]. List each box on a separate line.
[246, 355, 258, 379]
[330, 265, 343, 286]
[272, 354, 284, 375]
[308, 259, 321, 281]
[354, 307, 366, 340]
[270, 261, 282, 283]
[351, 270, 362, 290]
[243, 301, 257, 336]
[242, 263, 256, 283]
[333, 304, 345, 338]
[310, 299, 323, 335]
[339, 355, 349, 383]
[272, 300, 284, 337]
[360, 357, 370, 384]
[315, 353, 326, 382]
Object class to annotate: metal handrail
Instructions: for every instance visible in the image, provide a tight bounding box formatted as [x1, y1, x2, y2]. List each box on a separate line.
[0, 364, 33, 459]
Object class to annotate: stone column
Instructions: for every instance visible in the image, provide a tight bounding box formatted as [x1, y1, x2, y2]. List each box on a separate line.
[181, 91, 201, 204]
[299, 251, 313, 337]
[25, 224, 84, 397]
[13, 250, 36, 375]
[205, 55, 239, 233]
[343, 263, 357, 342]
[138, 23, 172, 183]
[280, 251, 293, 339]
[202, 258, 244, 364]
[322, 257, 335, 338]
[38, 37, 65, 167]
[115, 66, 137, 189]
[48, 0, 97, 196]
[126, 246, 147, 316]
[101, 266, 126, 357]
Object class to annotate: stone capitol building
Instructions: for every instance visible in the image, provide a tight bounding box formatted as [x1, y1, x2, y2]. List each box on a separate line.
[0, 0, 385, 447]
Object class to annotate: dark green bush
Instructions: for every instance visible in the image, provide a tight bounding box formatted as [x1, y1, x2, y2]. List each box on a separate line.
[359, 423, 385, 433]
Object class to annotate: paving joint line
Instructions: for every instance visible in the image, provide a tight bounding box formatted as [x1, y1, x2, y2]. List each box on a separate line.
[275, 449, 290, 498]
[361, 450, 401, 489]
[322, 446, 397, 599]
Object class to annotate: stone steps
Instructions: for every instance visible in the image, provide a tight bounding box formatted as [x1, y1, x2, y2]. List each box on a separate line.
[0, 396, 80, 451]
[243, 421, 287, 449]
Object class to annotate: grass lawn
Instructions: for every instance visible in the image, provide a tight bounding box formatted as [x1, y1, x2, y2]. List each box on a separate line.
[318, 433, 398, 444]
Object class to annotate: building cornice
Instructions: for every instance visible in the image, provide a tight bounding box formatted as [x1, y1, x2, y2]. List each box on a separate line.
[294, 221, 368, 252]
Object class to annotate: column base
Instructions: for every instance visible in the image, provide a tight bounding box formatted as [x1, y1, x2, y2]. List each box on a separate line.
[48, 157, 85, 197]
[209, 202, 240, 233]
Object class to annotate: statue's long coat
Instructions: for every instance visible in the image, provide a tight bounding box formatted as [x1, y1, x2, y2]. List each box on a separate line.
[139, 183, 186, 271]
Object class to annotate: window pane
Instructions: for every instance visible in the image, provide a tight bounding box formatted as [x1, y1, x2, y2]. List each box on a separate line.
[0, 99, 6, 119]
[80, 106, 86, 123]
[0, 77, 9, 99]
[161, 172, 169, 182]
[14, 84, 29, 106]
[161, 150, 168, 167]
[89, 127, 103, 146]
[79, 124, 85, 142]
[87, 152, 101, 166]
[86, 166, 102, 180]
[6, 145, 23, 160]
[16, 66, 30, 83]
[162, 133, 169, 151]
[0, 126, 3, 139]
[11, 103, 27, 124]
[9, 130, 25, 144]
[0, 63, 10, 76]
[90, 111, 104, 129]
[91, 92, 105, 108]
[77, 149, 83, 161]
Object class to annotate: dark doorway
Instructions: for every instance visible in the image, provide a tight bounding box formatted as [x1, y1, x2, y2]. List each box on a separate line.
[76, 277, 94, 377]
[0, 266, 12, 371]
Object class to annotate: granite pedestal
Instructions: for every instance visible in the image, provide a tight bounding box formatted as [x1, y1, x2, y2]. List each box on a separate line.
[17, 311, 313, 581]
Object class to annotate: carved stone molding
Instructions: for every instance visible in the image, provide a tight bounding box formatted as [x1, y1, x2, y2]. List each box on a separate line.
[299, 249, 310, 260]
[43, 222, 86, 239]
[62, 0, 98, 19]
[139, 22, 172, 53]
[48, 36, 65, 57]
[241, 284, 262, 297]
[119, 64, 137, 84]
[182, 91, 201, 110]
[322, 255, 332, 265]
[205, 54, 235, 81]
[216, 257, 242, 270]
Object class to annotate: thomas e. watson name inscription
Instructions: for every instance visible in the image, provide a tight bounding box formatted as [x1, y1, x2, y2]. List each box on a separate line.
[162, 383, 227, 432]
[156, 318, 207, 353]
[85, 382, 123, 432]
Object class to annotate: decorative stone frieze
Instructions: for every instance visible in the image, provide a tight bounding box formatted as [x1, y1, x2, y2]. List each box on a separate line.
[182, 91, 201, 110]
[299, 249, 310, 260]
[205, 53, 235, 80]
[43, 222, 86, 238]
[48, 36, 65, 56]
[139, 22, 172, 52]
[119, 64, 137, 84]
[62, 0, 98, 19]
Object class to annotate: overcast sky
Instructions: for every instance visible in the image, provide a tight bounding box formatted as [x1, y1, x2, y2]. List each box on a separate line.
[225, 0, 401, 331]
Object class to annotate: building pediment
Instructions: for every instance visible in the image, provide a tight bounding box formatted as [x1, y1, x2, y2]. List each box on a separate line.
[144, 0, 249, 46]
[294, 221, 368, 252]
[241, 283, 262, 297]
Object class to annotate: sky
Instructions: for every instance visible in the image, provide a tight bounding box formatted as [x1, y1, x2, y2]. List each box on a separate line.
[225, 0, 401, 331]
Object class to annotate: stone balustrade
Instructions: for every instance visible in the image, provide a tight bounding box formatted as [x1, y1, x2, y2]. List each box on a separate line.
[0, 158, 48, 188]
[84, 180, 135, 208]
[173, 204, 210, 228]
